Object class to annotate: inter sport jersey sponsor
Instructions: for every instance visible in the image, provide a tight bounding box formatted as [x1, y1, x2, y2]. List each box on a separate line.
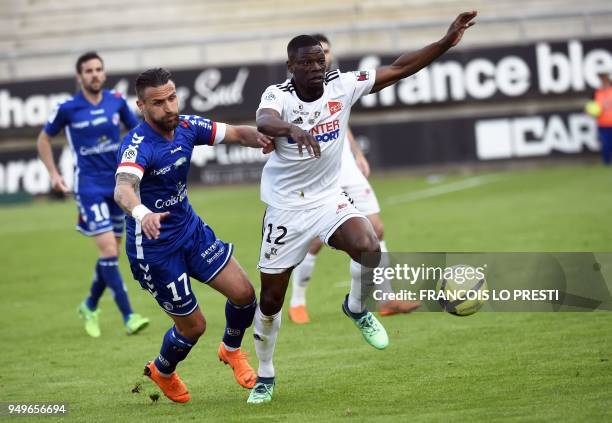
[116, 115, 226, 261]
[258, 69, 375, 209]
[44, 89, 139, 195]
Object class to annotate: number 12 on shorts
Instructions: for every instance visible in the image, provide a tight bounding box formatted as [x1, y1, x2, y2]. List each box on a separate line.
[166, 273, 190, 301]
[264, 224, 287, 245]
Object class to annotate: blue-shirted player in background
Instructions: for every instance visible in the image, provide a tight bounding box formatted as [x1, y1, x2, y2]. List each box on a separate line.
[37, 52, 150, 338]
[114, 68, 272, 403]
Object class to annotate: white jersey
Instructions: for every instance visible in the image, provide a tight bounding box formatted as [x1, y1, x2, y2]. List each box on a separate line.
[258, 69, 376, 210]
[340, 133, 364, 185]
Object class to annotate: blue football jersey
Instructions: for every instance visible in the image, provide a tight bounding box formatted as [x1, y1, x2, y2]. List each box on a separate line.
[44, 89, 139, 195]
[116, 115, 227, 262]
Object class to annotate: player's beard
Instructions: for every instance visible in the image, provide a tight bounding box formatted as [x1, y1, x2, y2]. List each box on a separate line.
[153, 113, 180, 132]
[83, 78, 103, 95]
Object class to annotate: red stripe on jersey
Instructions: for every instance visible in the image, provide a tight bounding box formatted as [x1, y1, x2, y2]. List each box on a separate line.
[118, 162, 144, 172]
[209, 122, 217, 145]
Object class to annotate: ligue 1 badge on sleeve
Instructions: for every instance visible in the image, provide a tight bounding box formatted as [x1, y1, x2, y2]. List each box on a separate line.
[353, 70, 369, 81]
[122, 147, 138, 163]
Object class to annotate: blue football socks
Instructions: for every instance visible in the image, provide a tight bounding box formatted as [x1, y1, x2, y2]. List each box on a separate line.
[154, 326, 197, 374]
[223, 299, 256, 349]
[97, 257, 133, 321]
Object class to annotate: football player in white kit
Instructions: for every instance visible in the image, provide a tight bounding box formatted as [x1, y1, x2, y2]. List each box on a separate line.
[287, 33, 420, 324]
[248, 11, 477, 404]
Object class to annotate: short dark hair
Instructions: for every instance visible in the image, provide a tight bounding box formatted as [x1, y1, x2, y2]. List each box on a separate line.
[135, 68, 173, 99]
[76, 51, 103, 74]
[311, 33, 330, 46]
[287, 35, 321, 59]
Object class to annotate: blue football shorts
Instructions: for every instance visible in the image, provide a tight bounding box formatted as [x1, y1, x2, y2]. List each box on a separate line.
[128, 221, 233, 316]
[75, 192, 125, 237]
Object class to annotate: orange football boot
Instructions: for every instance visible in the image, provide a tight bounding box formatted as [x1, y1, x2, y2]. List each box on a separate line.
[288, 304, 310, 324]
[217, 343, 257, 389]
[144, 361, 190, 403]
[379, 300, 421, 316]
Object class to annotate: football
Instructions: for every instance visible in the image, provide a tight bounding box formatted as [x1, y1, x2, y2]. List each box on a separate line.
[585, 101, 602, 117]
[436, 264, 488, 316]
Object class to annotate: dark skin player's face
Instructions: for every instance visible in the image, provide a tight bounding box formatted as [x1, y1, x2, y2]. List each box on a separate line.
[288, 45, 326, 100]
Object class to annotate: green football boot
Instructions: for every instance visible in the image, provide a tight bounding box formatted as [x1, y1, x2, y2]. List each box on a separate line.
[125, 313, 150, 335]
[247, 378, 275, 404]
[342, 296, 389, 350]
[78, 301, 101, 338]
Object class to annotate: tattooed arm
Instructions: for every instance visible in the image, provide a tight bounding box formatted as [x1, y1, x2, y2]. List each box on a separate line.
[114, 172, 141, 215]
[114, 172, 169, 240]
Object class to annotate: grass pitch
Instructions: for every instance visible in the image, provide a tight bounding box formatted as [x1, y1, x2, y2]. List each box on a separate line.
[1, 164, 611, 422]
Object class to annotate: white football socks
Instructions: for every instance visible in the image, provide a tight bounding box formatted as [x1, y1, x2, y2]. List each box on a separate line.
[347, 239, 389, 313]
[378, 240, 393, 295]
[290, 252, 317, 307]
[348, 259, 368, 314]
[253, 306, 281, 378]
[379, 240, 387, 253]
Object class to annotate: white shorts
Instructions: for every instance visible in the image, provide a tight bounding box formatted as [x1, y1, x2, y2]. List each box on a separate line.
[341, 174, 381, 216]
[258, 191, 367, 274]
[339, 136, 381, 216]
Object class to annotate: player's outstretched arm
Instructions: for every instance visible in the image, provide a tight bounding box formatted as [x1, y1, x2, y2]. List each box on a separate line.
[256, 108, 321, 157]
[36, 130, 69, 193]
[371, 11, 477, 93]
[115, 172, 169, 240]
[222, 125, 273, 150]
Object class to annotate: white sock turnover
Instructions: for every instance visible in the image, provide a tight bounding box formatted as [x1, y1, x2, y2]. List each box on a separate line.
[253, 305, 282, 378]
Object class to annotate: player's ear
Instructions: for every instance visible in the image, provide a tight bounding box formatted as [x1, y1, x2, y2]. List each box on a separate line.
[136, 99, 145, 114]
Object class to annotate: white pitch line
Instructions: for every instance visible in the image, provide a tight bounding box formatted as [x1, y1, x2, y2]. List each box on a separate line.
[384, 175, 500, 206]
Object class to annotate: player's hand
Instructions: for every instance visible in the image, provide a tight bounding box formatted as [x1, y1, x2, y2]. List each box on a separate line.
[50, 172, 69, 193]
[141, 211, 170, 240]
[262, 139, 276, 154]
[243, 128, 275, 149]
[355, 153, 371, 177]
[289, 125, 320, 158]
[443, 11, 477, 47]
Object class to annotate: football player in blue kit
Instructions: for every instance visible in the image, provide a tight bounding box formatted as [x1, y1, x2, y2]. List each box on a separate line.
[114, 68, 272, 403]
[37, 52, 150, 338]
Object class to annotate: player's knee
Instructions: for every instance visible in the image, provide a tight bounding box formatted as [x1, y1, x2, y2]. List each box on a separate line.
[259, 289, 284, 315]
[232, 281, 256, 305]
[352, 232, 379, 254]
[99, 242, 118, 258]
[187, 317, 206, 339]
[176, 314, 206, 340]
[194, 318, 206, 338]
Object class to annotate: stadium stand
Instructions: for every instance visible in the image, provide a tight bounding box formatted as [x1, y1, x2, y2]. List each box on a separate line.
[0, 0, 610, 81]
